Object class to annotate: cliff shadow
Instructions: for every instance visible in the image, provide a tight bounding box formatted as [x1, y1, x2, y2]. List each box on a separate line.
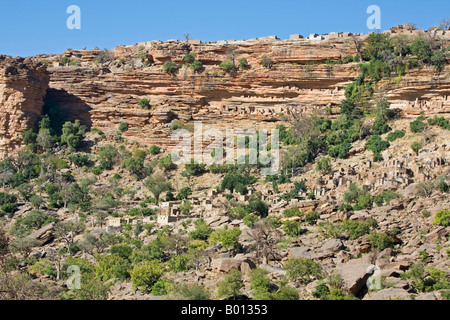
[43, 88, 95, 152]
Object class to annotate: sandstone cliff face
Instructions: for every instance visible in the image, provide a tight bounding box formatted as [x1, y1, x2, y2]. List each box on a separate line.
[0, 56, 49, 158]
[1, 29, 450, 156]
[43, 37, 361, 148]
[42, 33, 450, 148]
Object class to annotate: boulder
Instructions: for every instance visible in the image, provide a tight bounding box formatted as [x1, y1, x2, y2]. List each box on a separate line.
[211, 256, 255, 273]
[28, 222, 55, 245]
[288, 246, 315, 259]
[363, 288, 413, 300]
[425, 226, 448, 241]
[320, 239, 344, 253]
[335, 258, 374, 295]
[416, 292, 438, 300]
[240, 259, 257, 275]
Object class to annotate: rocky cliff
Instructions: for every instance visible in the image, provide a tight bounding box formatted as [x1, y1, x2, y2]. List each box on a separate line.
[0, 55, 49, 158]
[1, 28, 450, 156]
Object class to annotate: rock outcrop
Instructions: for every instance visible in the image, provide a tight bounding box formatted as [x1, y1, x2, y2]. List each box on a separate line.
[1, 28, 450, 156]
[0, 55, 49, 158]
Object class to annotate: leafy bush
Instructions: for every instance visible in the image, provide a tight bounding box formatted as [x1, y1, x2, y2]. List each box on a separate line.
[315, 157, 332, 174]
[158, 155, 175, 171]
[138, 98, 151, 109]
[342, 219, 377, 239]
[60, 120, 86, 151]
[260, 55, 272, 69]
[176, 187, 192, 200]
[438, 179, 449, 193]
[151, 279, 171, 296]
[219, 60, 235, 73]
[427, 116, 450, 130]
[168, 254, 192, 272]
[179, 201, 192, 215]
[243, 213, 258, 227]
[183, 53, 196, 65]
[245, 199, 269, 218]
[432, 209, 450, 227]
[189, 218, 212, 240]
[209, 227, 241, 250]
[283, 258, 323, 284]
[410, 117, 426, 133]
[217, 270, 243, 299]
[110, 243, 133, 260]
[364, 135, 390, 153]
[386, 130, 405, 142]
[283, 207, 300, 218]
[328, 142, 351, 159]
[177, 284, 211, 300]
[149, 145, 161, 155]
[305, 211, 320, 225]
[170, 120, 185, 131]
[411, 141, 423, 156]
[95, 254, 131, 281]
[431, 50, 447, 71]
[130, 260, 164, 292]
[238, 58, 249, 69]
[401, 263, 450, 292]
[183, 160, 207, 176]
[11, 210, 54, 236]
[372, 116, 390, 135]
[283, 220, 303, 237]
[163, 61, 181, 74]
[368, 232, 395, 250]
[410, 38, 432, 63]
[221, 172, 256, 194]
[190, 60, 203, 72]
[373, 190, 402, 206]
[68, 154, 90, 167]
[249, 268, 271, 292]
[98, 144, 118, 170]
[119, 122, 129, 132]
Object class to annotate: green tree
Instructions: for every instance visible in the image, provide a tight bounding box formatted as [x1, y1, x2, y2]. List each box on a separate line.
[315, 156, 332, 174]
[217, 270, 243, 300]
[238, 58, 249, 69]
[149, 145, 161, 155]
[95, 254, 130, 281]
[368, 232, 395, 250]
[209, 227, 241, 250]
[119, 122, 129, 132]
[130, 260, 164, 292]
[283, 220, 302, 237]
[432, 209, 450, 226]
[283, 258, 323, 284]
[143, 173, 172, 205]
[411, 141, 422, 156]
[188, 218, 212, 241]
[219, 59, 235, 73]
[163, 61, 181, 74]
[60, 120, 86, 151]
[410, 38, 432, 62]
[183, 53, 196, 65]
[260, 55, 272, 69]
[138, 98, 151, 109]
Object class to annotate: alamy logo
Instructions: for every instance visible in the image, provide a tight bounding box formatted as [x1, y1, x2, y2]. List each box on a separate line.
[67, 5, 81, 30]
[366, 265, 382, 290]
[366, 5, 381, 31]
[66, 265, 81, 289]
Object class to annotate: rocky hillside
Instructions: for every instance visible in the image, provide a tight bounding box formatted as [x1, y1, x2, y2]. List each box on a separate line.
[1, 26, 449, 156]
[0, 25, 449, 301]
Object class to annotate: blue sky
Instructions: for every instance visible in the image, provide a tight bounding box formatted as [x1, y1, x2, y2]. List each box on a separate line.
[0, 0, 448, 57]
